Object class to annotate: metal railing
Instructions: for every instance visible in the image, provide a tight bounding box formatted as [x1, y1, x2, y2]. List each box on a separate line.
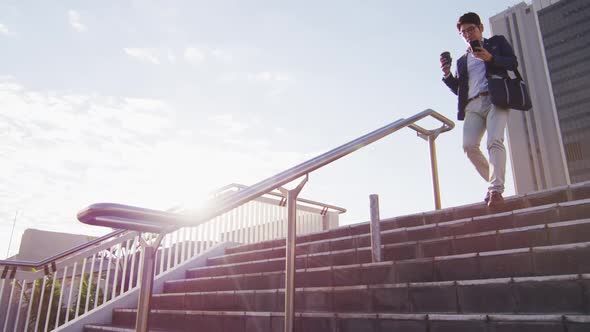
[75, 109, 454, 332]
[0, 186, 343, 332]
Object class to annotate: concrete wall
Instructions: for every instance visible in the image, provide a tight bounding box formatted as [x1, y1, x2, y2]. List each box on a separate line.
[12, 228, 97, 262]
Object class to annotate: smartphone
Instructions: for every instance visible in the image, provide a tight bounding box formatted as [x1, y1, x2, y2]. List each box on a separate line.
[469, 40, 482, 52]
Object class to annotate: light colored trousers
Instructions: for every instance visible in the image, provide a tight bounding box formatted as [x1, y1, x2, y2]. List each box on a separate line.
[463, 95, 509, 194]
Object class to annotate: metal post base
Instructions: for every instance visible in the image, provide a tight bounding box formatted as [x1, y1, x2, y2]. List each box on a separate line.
[416, 130, 443, 210]
[135, 233, 165, 332]
[278, 175, 308, 332]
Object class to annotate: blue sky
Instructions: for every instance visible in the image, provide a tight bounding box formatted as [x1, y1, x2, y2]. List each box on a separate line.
[1, 0, 527, 258]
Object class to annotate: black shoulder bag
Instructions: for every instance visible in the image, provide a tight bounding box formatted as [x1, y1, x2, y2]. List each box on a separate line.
[488, 67, 532, 111]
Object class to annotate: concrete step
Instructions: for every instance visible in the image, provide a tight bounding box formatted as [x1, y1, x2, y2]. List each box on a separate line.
[84, 326, 170, 332]
[165, 241, 590, 293]
[84, 182, 590, 332]
[152, 274, 590, 314]
[188, 217, 590, 278]
[208, 199, 590, 268]
[225, 181, 590, 256]
[96, 310, 590, 332]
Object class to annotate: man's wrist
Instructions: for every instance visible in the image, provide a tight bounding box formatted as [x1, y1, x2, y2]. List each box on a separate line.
[443, 72, 452, 79]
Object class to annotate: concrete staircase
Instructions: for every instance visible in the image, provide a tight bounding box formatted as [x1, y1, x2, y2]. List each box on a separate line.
[85, 181, 590, 331]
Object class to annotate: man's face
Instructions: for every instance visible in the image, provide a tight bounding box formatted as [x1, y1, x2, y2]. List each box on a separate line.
[459, 23, 483, 42]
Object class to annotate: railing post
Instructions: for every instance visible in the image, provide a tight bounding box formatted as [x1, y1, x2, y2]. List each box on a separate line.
[322, 214, 330, 231]
[428, 135, 442, 210]
[278, 175, 308, 332]
[135, 233, 165, 332]
[369, 194, 382, 262]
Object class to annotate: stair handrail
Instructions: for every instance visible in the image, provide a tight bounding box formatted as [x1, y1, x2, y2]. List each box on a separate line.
[214, 183, 347, 214]
[77, 109, 453, 230]
[0, 110, 452, 272]
[0, 185, 345, 271]
[0, 229, 126, 270]
[76, 108, 454, 332]
[0, 191, 342, 332]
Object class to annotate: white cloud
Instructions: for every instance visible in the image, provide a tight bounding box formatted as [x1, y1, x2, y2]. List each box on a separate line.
[0, 23, 9, 35]
[251, 72, 293, 82]
[184, 47, 235, 66]
[211, 49, 233, 62]
[121, 46, 233, 67]
[123, 48, 180, 65]
[68, 10, 87, 32]
[0, 78, 308, 258]
[0, 80, 22, 92]
[217, 71, 294, 85]
[124, 48, 162, 64]
[0, 82, 179, 256]
[167, 49, 177, 64]
[206, 113, 249, 135]
[184, 47, 206, 66]
[247, 72, 295, 98]
[216, 72, 240, 83]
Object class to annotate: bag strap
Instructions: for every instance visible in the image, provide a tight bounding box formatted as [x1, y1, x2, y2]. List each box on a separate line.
[511, 67, 524, 81]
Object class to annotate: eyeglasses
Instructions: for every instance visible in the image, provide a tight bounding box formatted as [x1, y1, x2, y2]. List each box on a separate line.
[459, 26, 478, 36]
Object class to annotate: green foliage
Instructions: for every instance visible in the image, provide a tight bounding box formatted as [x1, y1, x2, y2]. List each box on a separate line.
[69, 273, 106, 318]
[17, 274, 67, 331]
[18, 271, 107, 331]
[17, 247, 142, 331]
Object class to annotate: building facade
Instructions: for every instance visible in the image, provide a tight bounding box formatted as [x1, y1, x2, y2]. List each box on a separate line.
[490, 0, 590, 193]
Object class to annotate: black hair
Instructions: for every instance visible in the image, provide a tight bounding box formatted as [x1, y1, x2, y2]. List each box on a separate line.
[457, 12, 482, 30]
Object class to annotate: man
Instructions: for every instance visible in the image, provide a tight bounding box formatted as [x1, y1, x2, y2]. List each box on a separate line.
[441, 12, 518, 207]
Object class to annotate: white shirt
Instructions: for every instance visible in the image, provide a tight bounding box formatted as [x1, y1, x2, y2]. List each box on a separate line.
[466, 51, 488, 99]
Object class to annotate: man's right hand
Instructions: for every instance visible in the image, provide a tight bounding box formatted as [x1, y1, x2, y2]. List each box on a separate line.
[440, 56, 451, 76]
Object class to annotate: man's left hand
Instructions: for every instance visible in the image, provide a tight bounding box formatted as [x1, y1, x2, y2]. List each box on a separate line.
[472, 47, 493, 62]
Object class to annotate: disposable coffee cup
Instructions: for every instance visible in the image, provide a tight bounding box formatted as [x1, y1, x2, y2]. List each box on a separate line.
[440, 51, 452, 65]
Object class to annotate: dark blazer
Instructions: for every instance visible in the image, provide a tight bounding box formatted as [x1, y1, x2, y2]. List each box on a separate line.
[443, 35, 518, 120]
